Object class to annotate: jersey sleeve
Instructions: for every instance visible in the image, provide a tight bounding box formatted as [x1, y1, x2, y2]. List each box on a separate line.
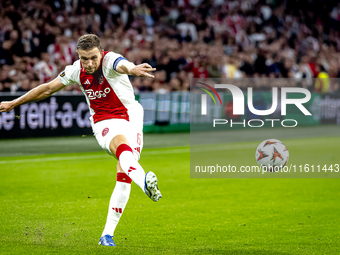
[58, 61, 81, 86]
[102, 52, 128, 77]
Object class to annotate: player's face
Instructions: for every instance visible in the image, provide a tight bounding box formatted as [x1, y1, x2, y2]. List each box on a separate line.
[78, 47, 102, 74]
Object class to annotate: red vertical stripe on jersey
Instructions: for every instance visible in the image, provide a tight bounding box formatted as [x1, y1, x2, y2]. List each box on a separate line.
[79, 51, 129, 123]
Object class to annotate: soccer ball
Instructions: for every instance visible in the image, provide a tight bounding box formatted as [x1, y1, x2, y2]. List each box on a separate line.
[255, 139, 289, 172]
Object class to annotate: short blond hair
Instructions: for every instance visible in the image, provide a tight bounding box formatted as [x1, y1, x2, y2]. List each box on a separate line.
[77, 34, 102, 51]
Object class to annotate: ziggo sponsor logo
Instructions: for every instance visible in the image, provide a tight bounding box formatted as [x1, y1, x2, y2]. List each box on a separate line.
[85, 88, 111, 100]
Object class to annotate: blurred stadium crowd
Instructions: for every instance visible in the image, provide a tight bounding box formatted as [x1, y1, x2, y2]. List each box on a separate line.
[0, 0, 340, 94]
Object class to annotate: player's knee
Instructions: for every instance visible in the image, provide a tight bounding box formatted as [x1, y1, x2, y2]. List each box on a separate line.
[109, 135, 130, 155]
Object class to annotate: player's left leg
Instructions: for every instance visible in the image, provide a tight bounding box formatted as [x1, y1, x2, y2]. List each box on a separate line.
[99, 162, 131, 246]
[109, 135, 162, 202]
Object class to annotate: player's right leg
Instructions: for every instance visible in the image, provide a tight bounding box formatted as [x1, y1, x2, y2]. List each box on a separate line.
[99, 161, 131, 246]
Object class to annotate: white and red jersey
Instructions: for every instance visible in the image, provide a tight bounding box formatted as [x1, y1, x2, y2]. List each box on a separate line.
[59, 51, 138, 124]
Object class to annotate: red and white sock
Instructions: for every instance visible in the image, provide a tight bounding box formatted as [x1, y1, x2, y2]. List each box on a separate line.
[116, 144, 146, 191]
[101, 173, 131, 237]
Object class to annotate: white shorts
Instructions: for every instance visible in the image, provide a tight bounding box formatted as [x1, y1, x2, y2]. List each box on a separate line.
[92, 103, 144, 161]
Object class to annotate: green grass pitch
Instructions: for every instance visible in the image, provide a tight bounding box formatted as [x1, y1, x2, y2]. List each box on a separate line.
[0, 130, 340, 254]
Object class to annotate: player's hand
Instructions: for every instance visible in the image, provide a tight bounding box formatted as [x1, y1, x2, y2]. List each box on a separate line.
[130, 63, 156, 78]
[0, 101, 15, 113]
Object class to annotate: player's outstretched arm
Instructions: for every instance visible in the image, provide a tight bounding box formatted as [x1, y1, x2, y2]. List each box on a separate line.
[116, 61, 156, 78]
[0, 77, 66, 113]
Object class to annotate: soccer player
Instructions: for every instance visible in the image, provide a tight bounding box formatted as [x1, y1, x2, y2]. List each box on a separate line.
[0, 34, 162, 246]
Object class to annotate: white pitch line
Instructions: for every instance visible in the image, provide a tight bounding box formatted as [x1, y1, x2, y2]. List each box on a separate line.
[0, 142, 262, 165]
[0, 148, 189, 165]
[0, 154, 106, 165]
